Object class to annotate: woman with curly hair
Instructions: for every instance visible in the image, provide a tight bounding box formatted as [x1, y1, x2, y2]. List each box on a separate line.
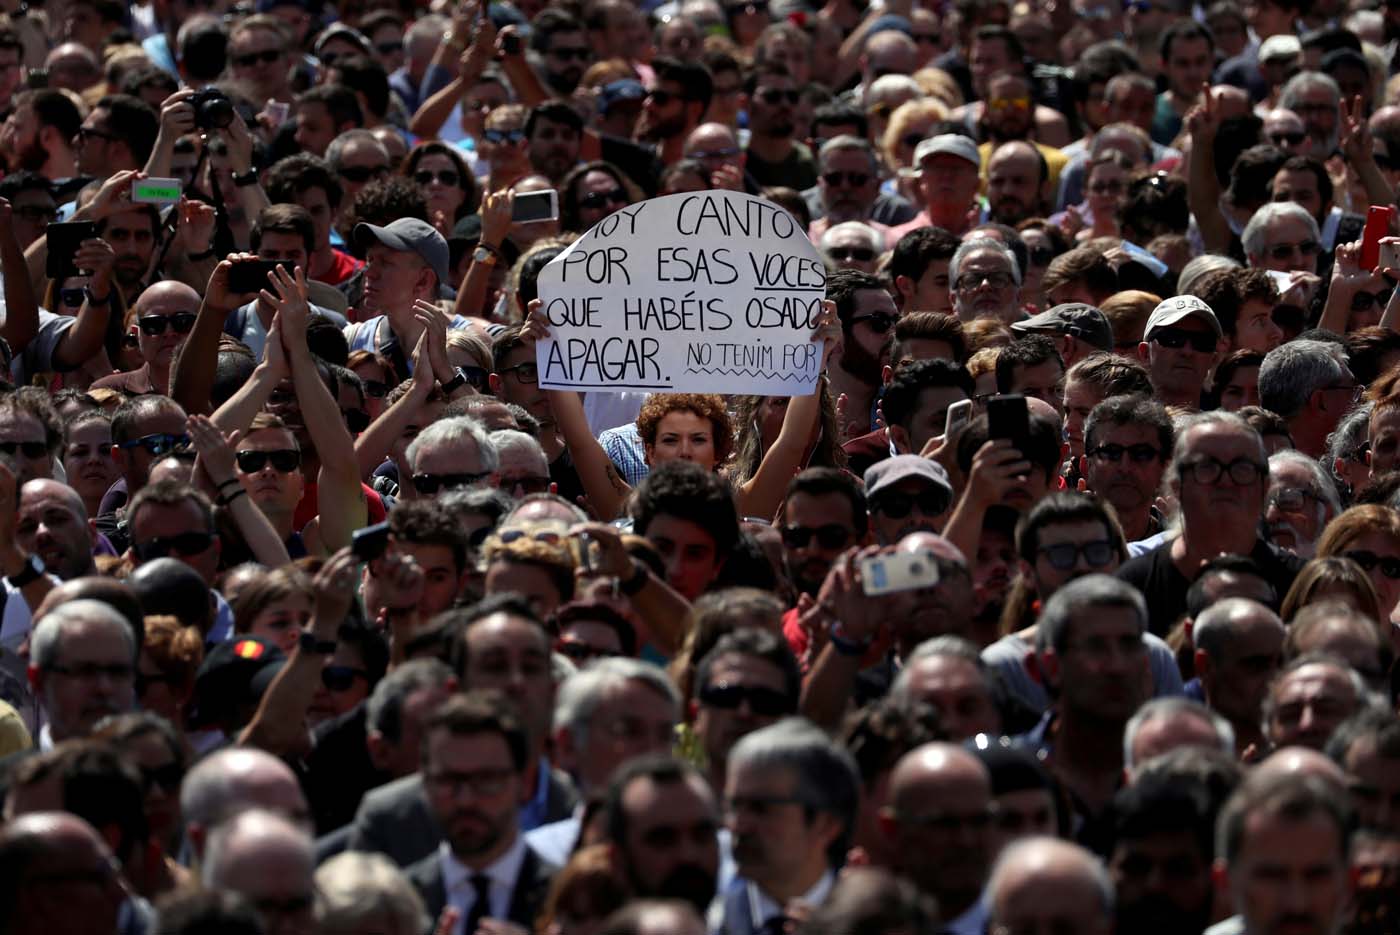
[401, 141, 478, 237]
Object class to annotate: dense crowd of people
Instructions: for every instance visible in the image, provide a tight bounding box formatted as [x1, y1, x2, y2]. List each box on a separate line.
[3, 0, 1400, 933]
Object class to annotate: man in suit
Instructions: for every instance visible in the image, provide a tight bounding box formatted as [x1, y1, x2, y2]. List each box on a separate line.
[342, 594, 577, 867]
[718, 719, 861, 935]
[406, 691, 557, 935]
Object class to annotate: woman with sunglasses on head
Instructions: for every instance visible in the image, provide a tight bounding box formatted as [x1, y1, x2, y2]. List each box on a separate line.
[401, 141, 479, 238]
[559, 161, 637, 235]
[1050, 151, 1133, 245]
[91, 281, 201, 397]
[1316, 505, 1400, 633]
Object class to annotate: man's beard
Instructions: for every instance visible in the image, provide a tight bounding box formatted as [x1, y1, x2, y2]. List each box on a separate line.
[784, 554, 829, 598]
[639, 112, 686, 142]
[545, 68, 581, 94]
[839, 332, 883, 384]
[627, 860, 716, 915]
[15, 135, 46, 172]
[991, 197, 1033, 225]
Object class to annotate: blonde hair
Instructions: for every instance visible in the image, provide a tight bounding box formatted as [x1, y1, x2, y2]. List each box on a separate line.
[882, 97, 949, 169]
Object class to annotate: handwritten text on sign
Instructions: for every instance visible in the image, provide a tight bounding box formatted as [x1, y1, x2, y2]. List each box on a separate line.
[535, 190, 827, 395]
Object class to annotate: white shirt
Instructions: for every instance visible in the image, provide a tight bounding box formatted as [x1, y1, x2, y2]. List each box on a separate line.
[439, 834, 528, 935]
[745, 869, 834, 930]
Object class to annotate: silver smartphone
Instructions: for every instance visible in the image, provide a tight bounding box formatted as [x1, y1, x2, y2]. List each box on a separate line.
[860, 551, 941, 596]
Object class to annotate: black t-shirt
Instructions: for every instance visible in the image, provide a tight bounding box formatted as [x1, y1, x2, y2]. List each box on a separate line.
[299, 702, 389, 834]
[599, 135, 663, 197]
[1117, 536, 1303, 636]
[743, 141, 818, 191]
[549, 447, 588, 509]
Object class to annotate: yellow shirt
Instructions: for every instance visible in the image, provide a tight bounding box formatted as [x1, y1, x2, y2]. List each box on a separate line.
[978, 140, 1070, 196]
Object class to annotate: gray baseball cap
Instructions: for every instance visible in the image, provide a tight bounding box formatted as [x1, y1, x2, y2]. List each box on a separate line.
[913, 133, 981, 171]
[864, 455, 954, 511]
[353, 218, 452, 291]
[1144, 294, 1222, 341]
[1011, 303, 1113, 351]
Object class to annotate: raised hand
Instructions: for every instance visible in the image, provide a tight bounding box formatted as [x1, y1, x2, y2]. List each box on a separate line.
[311, 547, 359, 633]
[80, 169, 146, 221]
[1340, 94, 1374, 166]
[480, 188, 514, 247]
[262, 263, 311, 345]
[462, 7, 496, 75]
[1184, 80, 1219, 144]
[811, 298, 841, 370]
[72, 238, 115, 293]
[187, 414, 240, 489]
[176, 197, 218, 257]
[521, 298, 550, 343]
[206, 252, 262, 312]
[412, 298, 454, 382]
[157, 89, 197, 141]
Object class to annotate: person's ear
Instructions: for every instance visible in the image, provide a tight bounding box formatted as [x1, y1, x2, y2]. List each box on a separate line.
[893, 273, 912, 305]
[1193, 647, 1211, 681]
[1078, 454, 1088, 479]
[1137, 341, 1151, 363]
[888, 424, 910, 453]
[1039, 647, 1062, 687]
[881, 363, 893, 385]
[488, 373, 504, 397]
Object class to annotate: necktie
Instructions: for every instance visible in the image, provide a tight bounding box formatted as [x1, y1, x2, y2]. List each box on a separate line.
[761, 915, 793, 935]
[463, 873, 492, 935]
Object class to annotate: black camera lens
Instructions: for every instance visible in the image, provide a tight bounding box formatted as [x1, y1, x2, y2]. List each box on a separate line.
[192, 88, 235, 130]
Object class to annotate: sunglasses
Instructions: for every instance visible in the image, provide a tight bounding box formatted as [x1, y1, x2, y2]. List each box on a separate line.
[699, 681, 791, 716]
[412, 471, 490, 494]
[132, 530, 214, 562]
[339, 164, 389, 183]
[1266, 239, 1321, 261]
[1038, 539, 1116, 571]
[343, 408, 370, 433]
[1268, 486, 1319, 512]
[76, 126, 121, 144]
[781, 523, 852, 550]
[117, 432, 191, 457]
[557, 640, 622, 664]
[828, 246, 876, 263]
[1346, 550, 1400, 580]
[1270, 131, 1305, 147]
[988, 96, 1030, 112]
[1352, 289, 1393, 311]
[500, 474, 552, 494]
[458, 366, 489, 390]
[647, 89, 686, 107]
[374, 41, 401, 55]
[756, 87, 800, 106]
[363, 379, 388, 399]
[321, 665, 369, 692]
[59, 287, 85, 308]
[871, 488, 947, 519]
[547, 46, 591, 62]
[414, 169, 460, 187]
[0, 439, 46, 459]
[235, 448, 301, 473]
[1151, 327, 1217, 353]
[851, 311, 896, 333]
[498, 527, 564, 545]
[579, 188, 628, 210]
[136, 312, 197, 336]
[823, 171, 871, 188]
[482, 128, 525, 144]
[233, 48, 283, 67]
[140, 761, 184, 793]
[955, 271, 1015, 291]
[1089, 443, 1161, 463]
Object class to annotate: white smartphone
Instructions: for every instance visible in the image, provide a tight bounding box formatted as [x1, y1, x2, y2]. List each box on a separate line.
[512, 189, 559, 222]
[945, 398, 974, 437]
[1380, 237, 1400, 273]
[263, 100, 289, 126]
[860, 551, 941, 596]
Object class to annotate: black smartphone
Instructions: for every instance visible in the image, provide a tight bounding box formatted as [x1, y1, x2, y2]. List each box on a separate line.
[45, 221, 98, 280]
[501, 31, 521, 55]
[228, 259, 294, 295]
[987, 393, 1029, 450]
[351, 521, 391, 563]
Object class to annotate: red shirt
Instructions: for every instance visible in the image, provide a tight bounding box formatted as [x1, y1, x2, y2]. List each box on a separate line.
[319, 248, 362, 287]
[293, 480, 386, 533]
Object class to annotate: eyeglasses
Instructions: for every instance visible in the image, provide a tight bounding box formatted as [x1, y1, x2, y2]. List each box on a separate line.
[235, 448, 301, 473]
[117, 432, 191, 457]
[1089, 443, 1161, 464]
[233, 48, 283, 67]
[780, 523, 853, 550]
[699, 681, 792, 716]
[0, 439, 47, 459]
[556, 639, 622, 664]
[132, 530, 214, 562]
[1180, 456, 1266, 486]
[321, 665, 370, 692]
[1269, 131, 1305, 147]
[136, 312, 197, 336]
[343, 408, 370, 433]
[456, 365, 489, 390]
[1351, 289, 1393, 312]
[140, 761, 183, 793]
[1150, 327, 1217, 353]
[955, 271, 1015, 291]
[578, 188, 628, 210]
[1345, 550, 1400, 580]
[44, 661, 134, 682]
[498, 361, 539, 384]
[988, 96, 1031, 112]
[497, 527, 564, 545]
[500, 474, 552, 494]
[482, 128, 525, 144]
[1319, 382, 1363, 405]
[1266, 239, 1321, 261]
[1038, 539, 1116, 571]
[822, 170, 871, 188]
[413, 471, 490, 494]
[426, 767, 515, 797]
[363, 379, 388, 399]
[871, 488, 948, 518]
[75, 126, 120, 144]
[1268, 486, 1320, 512]
[338, 164, 389, 183]
[546, 46, 591, 62]
[688, 147, 739, 161]
[755, 87, 800, 106]
[827, 246, 876, 263]
[414, 169, 461, 187]
[850, 311, 895, 333]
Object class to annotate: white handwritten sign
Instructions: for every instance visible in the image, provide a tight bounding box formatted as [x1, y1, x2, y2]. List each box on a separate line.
[534, 190, 827, 395]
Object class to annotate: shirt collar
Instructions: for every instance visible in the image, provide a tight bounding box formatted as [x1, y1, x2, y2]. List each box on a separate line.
[439, 832, 528, 894]
[746, 869, 836, 926]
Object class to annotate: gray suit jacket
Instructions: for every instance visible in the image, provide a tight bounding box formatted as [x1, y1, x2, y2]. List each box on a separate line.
[405, 842, 557, 935]
[343, 767, 578, 868]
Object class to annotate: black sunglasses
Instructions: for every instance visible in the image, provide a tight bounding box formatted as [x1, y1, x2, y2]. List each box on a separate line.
[339, 164, 389, 183]
[1351, 288, 1393, 311]
[1151, 327, 1217, 353]
[1346, 550, 1400, 580]
[374, 41, 401, 55]
[137, 312, 197, 336]
[781, 523, 852, 550]
[851, 312, 896, 333]
[828, 246, 876, 263]
[483, 128, 525, 144]
[321, 665, 369, 692]
[363, 379, 388, 399]
[547, 46, 591, 62]
[822, 171, 870, 188]
[235, 448, 301, 473]
[699, 681, 791, 716]
[117, 432, 191, 457]
[233, 48, 283, 67]
[756, 87, 800, 106]
[0, 439, 46, 459]
[458, 365, 489, 390]
[414, 169, 460, 187]
[1270, 131, 1305, 146]
[132, 530, 214, 562]
[1038, 539, 1116, 571]
[59, 287, 85, 308]
[413, 470, 490, 494]
[579, 188, 628, 210]
[871, 488, 947, 519]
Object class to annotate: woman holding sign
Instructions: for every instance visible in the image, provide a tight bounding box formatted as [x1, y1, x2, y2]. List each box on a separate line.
[520, 297, 842, 522]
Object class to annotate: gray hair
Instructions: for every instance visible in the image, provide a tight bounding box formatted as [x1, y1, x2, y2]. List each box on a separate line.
[1268, 449, 1342, 519]
[817, 134, 879, 173]
[986, 836, 1115, 919]
[325, 128, 388, 169]
[1177, 254, 1241, 296]
[729, 718, 861, 868]
[366, 659, 454, 743]
[1167, 411, 1268, 486]
[863, 74, 921, 107]
[553, 657, 681, 749]
[949, 237, 1022, 288]
[315, 851, 429, 935]
[1123, 696, 1235, 769]
[202, 809, 313, 890]
[1258, 339, 1349, 420]
[1035, 574, 1147, 655]
[1193, 597, 1284, 660]
[820, 222, 882, 254]
[488, 429, 548, 471]
[1325, 400, 1372, 489]
[31, 599, 135, 671]
[890, 635, 995, 705]
[1263, 651, 1374, 729]
[1279, 71, 1341, 114]
[1241, 201, 1320, 260]
[406, 415, 500, 474]
[405, 13, 449, 54]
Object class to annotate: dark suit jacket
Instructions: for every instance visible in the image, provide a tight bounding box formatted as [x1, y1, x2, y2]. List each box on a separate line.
[343, 766, 578, 868]
[406, 842, 558, 935]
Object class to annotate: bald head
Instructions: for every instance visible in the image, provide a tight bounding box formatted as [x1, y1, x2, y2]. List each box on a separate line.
[684, 122, 742, 163]
[1193, 598, 1284, 658]
[889, 741, 990, 804]
[0, 812, 126, 935]
[864, 30, 918, 76]
[988, 836, 1114, 932]
[1369, 105, 1400, 137]
[181, 747, 310, 854]
[17, 478, 95, 580]
[20, 478, 86, 519]
[201, 809, 314, 899]
[1258, 745, 1350, 787]
[896, 531, 968, 567]
[134, 279, 200, 315]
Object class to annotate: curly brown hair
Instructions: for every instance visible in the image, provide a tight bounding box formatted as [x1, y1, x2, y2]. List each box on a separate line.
[635, 393, 734, 466]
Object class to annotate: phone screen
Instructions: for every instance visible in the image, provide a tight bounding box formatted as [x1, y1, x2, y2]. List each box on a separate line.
[512, 190, 558, 223]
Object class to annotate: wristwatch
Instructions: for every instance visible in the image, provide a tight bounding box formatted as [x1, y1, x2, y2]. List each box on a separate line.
[5, 553, 44, 589]
[231, 169, 259, 187]
[440, 367, 470, 395]
[82, 285, 111, 305]
[298, 631, 337, 655]
[472, 245, 499, 267]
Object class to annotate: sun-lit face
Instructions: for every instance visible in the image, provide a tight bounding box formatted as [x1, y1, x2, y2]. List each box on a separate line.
[646, 409, 718, 470]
